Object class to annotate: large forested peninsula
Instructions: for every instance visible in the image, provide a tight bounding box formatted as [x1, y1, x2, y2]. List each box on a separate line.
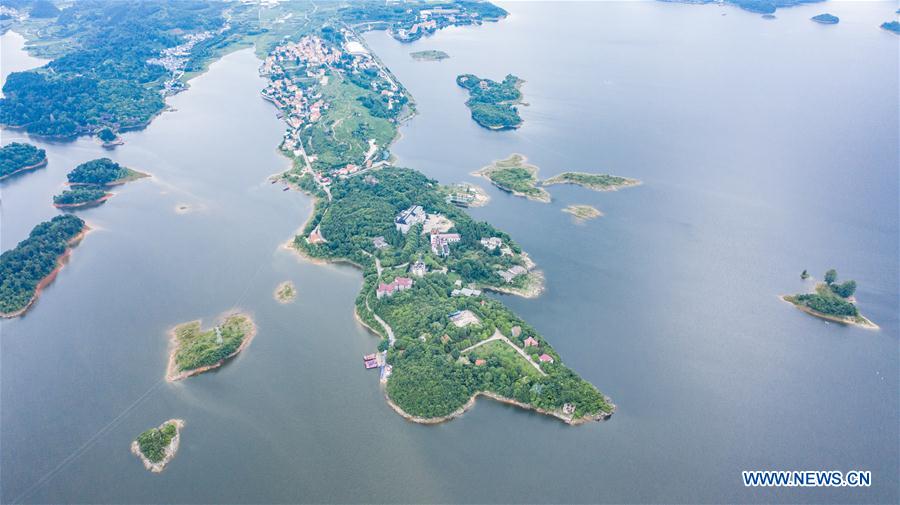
[251, 2, 612, 422]
[296, 167, 612, 422]
[0, 142, 47, 179]
[456, 73, 524, 130]
[0, 214, 86, 317]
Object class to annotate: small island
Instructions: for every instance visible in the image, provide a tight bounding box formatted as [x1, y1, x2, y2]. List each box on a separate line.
[0, 142, 47, 180]
[274, 281, 296, 303]
[97, 127, 124, 148]
[0, 214, 87, 318]
[881, 21, 900, 34]
[811, 13, 839, 24]
[53, 186, 111, 209]
[67, 157, 147, 186]
[410, 50, 449, 61]
[473, 154, 550, 202]
[782, 269, 877, 329]
[542, 171, 641, 192]
[53, 158, 147, 208]
[456, 73, 524, 130]
[563, 205, 603, 221]
[166, 313, 257, 381]
[131, 419, 184, 473]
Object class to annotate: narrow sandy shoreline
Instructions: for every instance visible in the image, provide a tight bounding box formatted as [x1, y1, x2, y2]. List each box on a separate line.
[165, 312, 258, 381]
[0, 158, 48, 180]
[130, 419, 185, 473]
[0, 225, 90, 319]
[780, 295, 878, 330]
[53, 193, 113, 209]
[386, 390, 614, 426]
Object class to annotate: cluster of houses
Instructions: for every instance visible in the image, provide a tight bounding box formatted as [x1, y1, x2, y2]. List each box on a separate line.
[376, 277, 413, 298]
[260, 35, 340, 157]
[259, 31, 401, 193]
[149, 28, 223, 96]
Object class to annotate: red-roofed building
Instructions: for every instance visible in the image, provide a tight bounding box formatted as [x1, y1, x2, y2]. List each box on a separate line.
[538, 354, 554, 364]
[376, 283, 395, 298]
[376, 277, 414, 298]
[475, 359, 486, 366]
[523, 337, 539, 348]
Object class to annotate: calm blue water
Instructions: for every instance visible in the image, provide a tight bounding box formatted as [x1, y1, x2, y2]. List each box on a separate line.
[1, 2, 898, 503]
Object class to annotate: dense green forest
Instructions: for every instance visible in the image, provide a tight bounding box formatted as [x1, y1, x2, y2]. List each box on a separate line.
[0, 214, 85, 314]
[0, 142, 47, 178]
[456, 73, 523, 130]
[66, 158, 132, 185]
[173, 314, 254, 372]
[53, 186, 108, 207]
[0, 0, 237, 137]
[136, 422, 178, 463]
[785, 269, 864, 320]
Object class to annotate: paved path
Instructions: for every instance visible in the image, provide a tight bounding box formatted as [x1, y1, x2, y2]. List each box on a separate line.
[462, 329, 546, 376]
[365, 293, 395, 345]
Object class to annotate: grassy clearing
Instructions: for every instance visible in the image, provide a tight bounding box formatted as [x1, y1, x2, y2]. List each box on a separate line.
[172, 314, 254, 373]
[543, 172, 640, 191]
[466, 340, 542, 378]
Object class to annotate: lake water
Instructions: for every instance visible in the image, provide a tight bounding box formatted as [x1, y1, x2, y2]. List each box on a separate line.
[1, 2, 897, 503]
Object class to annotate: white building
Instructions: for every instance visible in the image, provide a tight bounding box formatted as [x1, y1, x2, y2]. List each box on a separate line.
[395, 205, 426, 234]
